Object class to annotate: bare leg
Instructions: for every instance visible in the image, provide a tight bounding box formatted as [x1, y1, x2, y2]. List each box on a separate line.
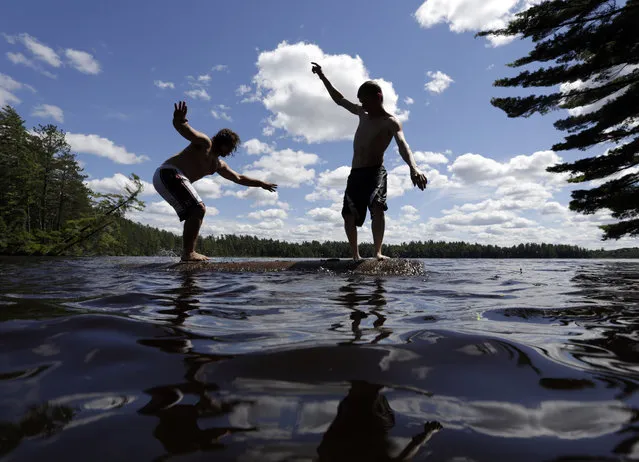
[371, 204, 389, 260]
[182, 204, 208, 261]
[344, 215, 361, 261]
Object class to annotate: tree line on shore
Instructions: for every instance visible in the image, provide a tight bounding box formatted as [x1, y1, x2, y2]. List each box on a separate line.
[41, 216, 639, 259]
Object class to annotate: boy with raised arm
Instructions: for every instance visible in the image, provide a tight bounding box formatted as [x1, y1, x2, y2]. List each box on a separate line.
[153, 101, 277, 261]
[311, 63, 427, 260]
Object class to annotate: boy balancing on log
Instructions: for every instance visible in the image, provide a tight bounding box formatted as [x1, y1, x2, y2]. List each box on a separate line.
[311, 62, 428, 261]
[153, 101, 277, 262]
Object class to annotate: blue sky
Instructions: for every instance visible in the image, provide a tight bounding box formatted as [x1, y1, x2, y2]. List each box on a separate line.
[1, 0, 633, 249]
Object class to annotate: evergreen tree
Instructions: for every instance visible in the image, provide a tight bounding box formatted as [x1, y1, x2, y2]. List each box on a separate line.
[0, 106, 38, 252]
[479, 0, 639, 239]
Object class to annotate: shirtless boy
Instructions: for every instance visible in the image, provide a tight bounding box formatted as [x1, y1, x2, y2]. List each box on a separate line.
[153, 101, 277, 261]
[311, 63, 427, 260]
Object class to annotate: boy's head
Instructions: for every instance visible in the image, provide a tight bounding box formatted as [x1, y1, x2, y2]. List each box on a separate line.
[212, 128, 241, 157]
[357, 81, 383, 111]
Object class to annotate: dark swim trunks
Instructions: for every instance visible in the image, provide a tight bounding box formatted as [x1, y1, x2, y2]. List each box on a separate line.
[341, 165, 388, 227]
[152, 164, 204, 222]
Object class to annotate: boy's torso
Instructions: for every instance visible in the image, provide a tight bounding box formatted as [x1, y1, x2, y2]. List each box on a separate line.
[352, 112, 395, 169]
[164, 144, 219, 183]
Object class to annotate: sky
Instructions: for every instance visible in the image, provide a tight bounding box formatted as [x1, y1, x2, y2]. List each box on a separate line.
[1, 0, 635, 250]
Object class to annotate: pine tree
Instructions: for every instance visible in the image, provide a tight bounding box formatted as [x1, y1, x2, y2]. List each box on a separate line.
[0, 106, 38, 249]
[479, 0, 639, 239]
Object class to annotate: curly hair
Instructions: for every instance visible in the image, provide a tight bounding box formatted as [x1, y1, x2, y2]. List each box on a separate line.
[212, 128, 241, 155]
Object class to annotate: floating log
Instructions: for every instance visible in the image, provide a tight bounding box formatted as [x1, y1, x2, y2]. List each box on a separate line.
[168, 258, 425, 276]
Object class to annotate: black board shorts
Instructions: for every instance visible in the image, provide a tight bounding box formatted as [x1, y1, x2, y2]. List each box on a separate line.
[341, 165, 388, 227]
[152, 164, 204, 221]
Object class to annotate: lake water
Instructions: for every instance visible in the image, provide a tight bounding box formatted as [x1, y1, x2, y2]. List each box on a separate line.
[1, 257, 639, 461]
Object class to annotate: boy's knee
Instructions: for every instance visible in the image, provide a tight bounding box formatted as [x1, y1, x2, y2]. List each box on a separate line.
[197, 202, 206, 217]
[187, 202, 206, 219]
[343, 213, 355, 226]
[370, 204, 385, 219]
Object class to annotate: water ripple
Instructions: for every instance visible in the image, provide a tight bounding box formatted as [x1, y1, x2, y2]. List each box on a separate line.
[1, 256, 639, 460]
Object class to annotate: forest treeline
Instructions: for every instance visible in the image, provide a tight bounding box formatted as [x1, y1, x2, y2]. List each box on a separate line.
[1, 105, 637, 259]
[81, 218, 639, 259]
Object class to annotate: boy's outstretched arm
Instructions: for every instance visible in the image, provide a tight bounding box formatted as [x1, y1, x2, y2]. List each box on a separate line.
[311, 62, 361, 115]
[217, 160, 277, 191]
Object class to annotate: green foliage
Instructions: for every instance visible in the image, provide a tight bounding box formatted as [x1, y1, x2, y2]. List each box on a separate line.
[0, 105, 145, 255]
[479, 0, 639, 240]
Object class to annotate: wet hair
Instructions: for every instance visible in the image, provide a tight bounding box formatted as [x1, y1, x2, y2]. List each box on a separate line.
[212, 128, 241, 155]
[357, 80, 383, 103]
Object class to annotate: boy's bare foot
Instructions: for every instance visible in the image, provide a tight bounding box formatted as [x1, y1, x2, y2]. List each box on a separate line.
[352, 255, 364, 261]
[181, 251, 209, 261]
[376, 253, 390, 261]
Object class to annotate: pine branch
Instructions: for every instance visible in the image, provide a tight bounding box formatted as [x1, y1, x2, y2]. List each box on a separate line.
[478, 2, 634, 39]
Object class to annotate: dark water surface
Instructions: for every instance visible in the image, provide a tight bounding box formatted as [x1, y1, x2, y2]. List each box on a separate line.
[1, 257, 639, 461]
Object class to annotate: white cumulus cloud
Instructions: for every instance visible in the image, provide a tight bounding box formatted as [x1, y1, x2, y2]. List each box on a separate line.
[211, 110, 232, 122]
[307, 207, 343, 224]
[243, 138, 273, 155]
[0, 73, 25, 106]
[250, 41, 409, 143]
[241, 141, 319, 188]
[425, 71, 454, 94]
[224, 187, 288, 209]
[0, 88, 21, 107]
[32, 104, 64, 123]
[193, 176, 225, 199]
[15, 33, 61, 67]
[400, 205, 420, 222]
[305, 166, 351, 203]
[449, 150, 563, 184]
[85, 173, 155, 196]
[185, 88, 210, 101]
[7, 51, 34, 67]
[413, 0, 542, 46]
[414, 151, 449, 165]
[65, 49, 101, 75]
[247, 208, 288, 220]
[0, 73, 22, 92]
[154, 80, 175, 89]
[236, 84, 251, 96]
[66, 133, 150, 164]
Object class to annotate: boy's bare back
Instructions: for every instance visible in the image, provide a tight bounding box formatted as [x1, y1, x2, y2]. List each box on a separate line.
[164, 144, 219, 183]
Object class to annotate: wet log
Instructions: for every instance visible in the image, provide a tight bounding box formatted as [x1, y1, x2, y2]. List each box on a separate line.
[169, 258, 425, 276]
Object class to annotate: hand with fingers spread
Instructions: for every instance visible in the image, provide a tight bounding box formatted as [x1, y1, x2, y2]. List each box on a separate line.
[261, 182, 278, 193]
[410, 168, 428, 191]
[311, 62, 324, 78]
[173, 101, 188, 123]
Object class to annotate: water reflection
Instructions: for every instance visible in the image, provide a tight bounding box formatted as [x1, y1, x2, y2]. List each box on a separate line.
[318, 380, 442, 462]
[138, 385, 256, 457]
[333, 278, 390, 344]
[158, 271, 202, 327]
[0, 403, 74, 457]
[137, 332, 255, 459]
